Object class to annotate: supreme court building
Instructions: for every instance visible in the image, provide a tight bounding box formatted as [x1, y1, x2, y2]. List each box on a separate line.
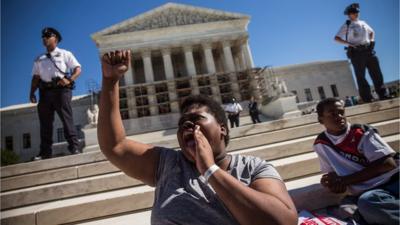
[91, 3, 262, 123]
[91, 3, 356, 127]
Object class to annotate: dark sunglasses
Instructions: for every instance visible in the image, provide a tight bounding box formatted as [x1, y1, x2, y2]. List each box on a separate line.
[42, 33, 56, 38]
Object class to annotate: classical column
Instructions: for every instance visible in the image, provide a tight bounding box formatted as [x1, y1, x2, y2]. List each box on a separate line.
[241, 40, 255, 69]
[124, 59, 134, 85]
[126, 87, 138, 118]
[161, 48, 174, 80]
[183, 45, 196, 76]
[202, 42, 216, 74]
[142, 50, 154, 83]
[146, 84, 158, 116]
[222, 41, 235, 72]
[209, 75, 221, 103]
[167, 80, 179, 113]
[229, 73, 241, 101]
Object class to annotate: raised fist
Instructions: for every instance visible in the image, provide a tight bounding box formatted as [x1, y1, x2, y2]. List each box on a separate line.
[101, 50, 131, 81]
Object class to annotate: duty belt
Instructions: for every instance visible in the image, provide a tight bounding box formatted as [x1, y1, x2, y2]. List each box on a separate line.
[349, 44, 371, 51]
[39, 79, 71, 90]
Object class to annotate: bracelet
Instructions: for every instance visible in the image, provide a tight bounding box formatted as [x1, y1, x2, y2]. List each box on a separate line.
[203, 164, 220, 182]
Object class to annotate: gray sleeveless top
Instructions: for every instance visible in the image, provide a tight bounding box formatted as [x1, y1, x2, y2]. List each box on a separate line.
[151, 148, 282, 225]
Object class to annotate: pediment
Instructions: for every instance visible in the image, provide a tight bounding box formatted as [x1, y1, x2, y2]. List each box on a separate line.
[93, 3, 249, 37]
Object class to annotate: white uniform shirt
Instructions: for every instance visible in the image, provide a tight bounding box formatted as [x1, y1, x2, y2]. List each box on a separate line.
[336, 19, 374, 46]
[225, 103, 243, 114]
[32, 47, 81, 82]
[314, 123, 398, 195]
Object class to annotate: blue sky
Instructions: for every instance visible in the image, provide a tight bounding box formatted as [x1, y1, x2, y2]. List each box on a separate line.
[1, 0, 399, 107]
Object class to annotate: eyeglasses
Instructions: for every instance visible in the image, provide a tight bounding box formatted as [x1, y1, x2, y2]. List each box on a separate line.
[42, 33, 56, 39]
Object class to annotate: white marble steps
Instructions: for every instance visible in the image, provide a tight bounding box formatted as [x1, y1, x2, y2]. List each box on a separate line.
[116, 106, 400, 151]
[2, 117, 398, 193]
[2, 127, 398, 211]
[2, 116, 398, 193]
[1, 134, 398, 225]
[287, 174, 345, 212]
[0, 172, 140, 209]
[1, 98, 398, 179]
[2, 105, 397, 185]
[0, 186, 155, 225]
[75, 210, 152, 225]
[82, 98, 399, 151]
[74, 175, 339, 225]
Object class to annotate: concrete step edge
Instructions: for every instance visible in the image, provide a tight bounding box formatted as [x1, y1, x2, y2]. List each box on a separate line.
[2, 99, 398, 178]
[2, 119, 398, 192]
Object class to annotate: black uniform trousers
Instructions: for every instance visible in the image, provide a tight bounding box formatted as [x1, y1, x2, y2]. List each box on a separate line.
[228, 113, 240, 128]
[38, 88, 78, 157]
[349, 48, 386, 103]
[249, 102, 261, 124]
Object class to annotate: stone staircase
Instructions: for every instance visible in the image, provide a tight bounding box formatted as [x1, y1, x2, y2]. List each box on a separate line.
[1, 98, 399, 225]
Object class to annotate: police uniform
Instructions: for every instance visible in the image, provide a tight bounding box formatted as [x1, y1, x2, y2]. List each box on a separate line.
[225, 100, 243, 128]
[336, 5, 387, 103]
[33, 45, 81, 158]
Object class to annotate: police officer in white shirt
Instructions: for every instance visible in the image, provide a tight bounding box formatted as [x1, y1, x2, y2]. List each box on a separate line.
[225, 97, 243, 128]
[29, 27, 82, 160]
[334, 3, 388, 103]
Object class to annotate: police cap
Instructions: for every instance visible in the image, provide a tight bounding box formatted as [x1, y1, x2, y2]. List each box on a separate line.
[41, 27, 62, 42]
[344, 3, 360, 15]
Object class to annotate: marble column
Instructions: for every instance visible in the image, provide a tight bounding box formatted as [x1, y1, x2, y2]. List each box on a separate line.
[202, 42, 216, 74]
[229, 73, 241, 101]
[161, 48, 174, 80]
[183, 45, 197, 76]
[126, 87, 138, 118]
[142, 50, 154, 83]
[146, 84, 158, 116]
[167, 80, 179, 113]
[124, 59, 134, 85]
[209, 75, 221, 103]
[222, 41, 235, 72]
[241, 40, 255, 69]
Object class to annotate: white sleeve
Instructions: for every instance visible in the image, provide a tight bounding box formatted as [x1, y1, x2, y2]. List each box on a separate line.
[65, 51, 81, 70]
[238, 103, 243, 111]
[32, 61, 40, 76]
[335, 23, 348, 39]
[358, 130, 395, 162]
[314, 145, 334, 173]
[363, 21, 374, 34]
[364, 22, 374, 40]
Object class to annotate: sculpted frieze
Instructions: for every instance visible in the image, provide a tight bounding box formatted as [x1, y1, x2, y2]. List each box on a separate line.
[108, 9, 237, 34]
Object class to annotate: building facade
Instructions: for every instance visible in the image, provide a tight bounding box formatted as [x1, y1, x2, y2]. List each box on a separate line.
[91, 3, 260, 123]
[270, 60, 358, 103]
[1, 95, 92, 162]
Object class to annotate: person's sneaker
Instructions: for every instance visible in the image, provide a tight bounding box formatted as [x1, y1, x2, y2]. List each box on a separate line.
[33, 156, 43, 161]
[32, 155, 51, 161]
[70, 150, 80, 155]
[380, 95, 392, 101]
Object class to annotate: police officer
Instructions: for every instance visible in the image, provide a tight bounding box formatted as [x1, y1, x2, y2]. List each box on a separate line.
[225, 97, 243, 128]
[29, 27, 82, 160]
[334, 3, 388, 103]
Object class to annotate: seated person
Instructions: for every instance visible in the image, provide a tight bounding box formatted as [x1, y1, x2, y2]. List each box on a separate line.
[314, 98, 399, 225]
[98, 50, 298, 225]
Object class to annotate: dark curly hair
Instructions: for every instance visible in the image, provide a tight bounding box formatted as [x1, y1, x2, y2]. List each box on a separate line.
[316, 97, 342, 117]
[180, 95, 230, 146]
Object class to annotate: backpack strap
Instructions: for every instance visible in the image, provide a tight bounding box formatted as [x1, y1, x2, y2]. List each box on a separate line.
[351, 123, 378, 133]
